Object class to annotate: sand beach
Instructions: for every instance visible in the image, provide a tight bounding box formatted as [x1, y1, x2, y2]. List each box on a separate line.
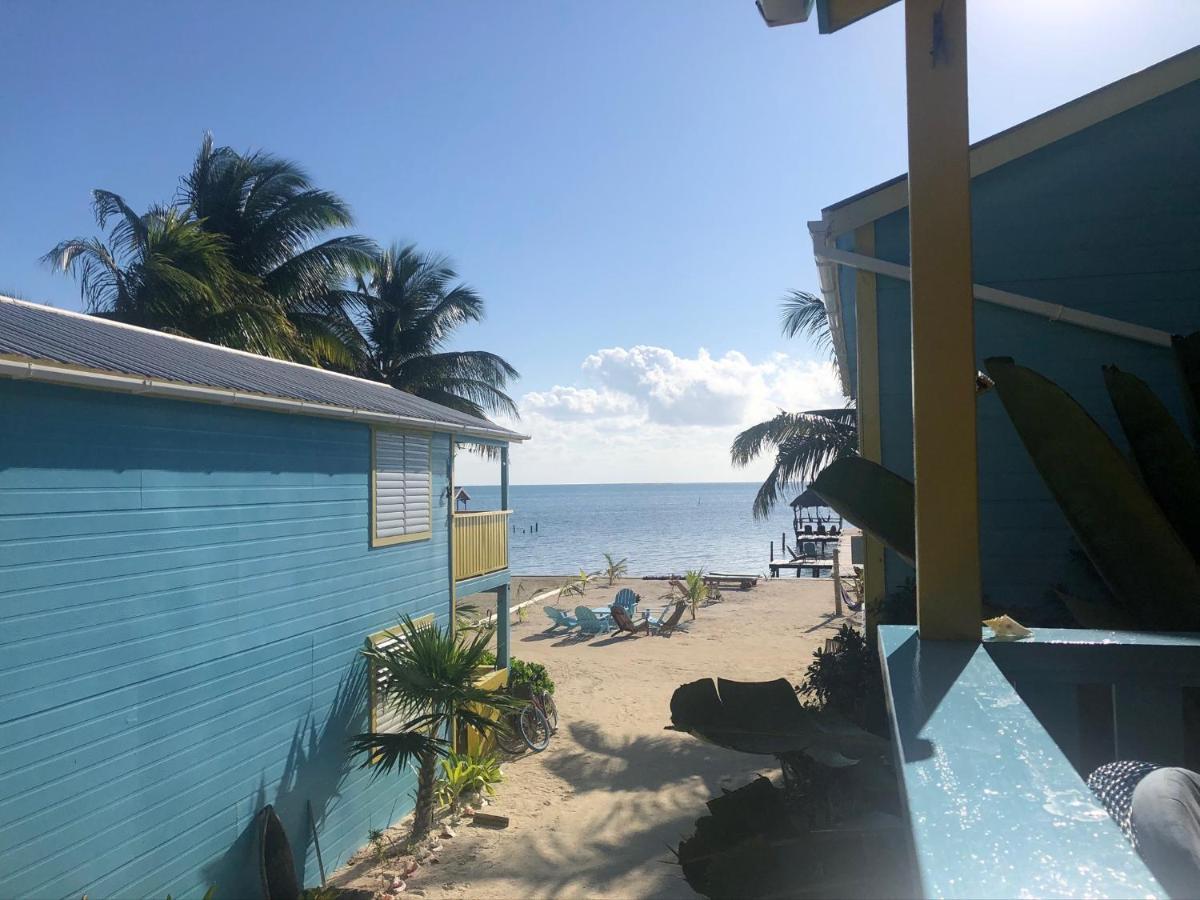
[331, 574, 853, 899]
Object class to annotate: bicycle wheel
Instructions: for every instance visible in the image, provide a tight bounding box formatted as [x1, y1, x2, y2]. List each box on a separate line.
[519, 705, 551, 752]
[494, 712, 527, 756]
[539, 692, 559, 732]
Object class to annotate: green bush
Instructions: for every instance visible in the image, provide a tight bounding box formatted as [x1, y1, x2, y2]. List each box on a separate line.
[435, 750, 503, 810]
[508, 657, 555, 695]
[798, 622, 886, 736]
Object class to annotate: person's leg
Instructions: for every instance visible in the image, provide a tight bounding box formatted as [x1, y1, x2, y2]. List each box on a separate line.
[1131, 767, 1200, 898]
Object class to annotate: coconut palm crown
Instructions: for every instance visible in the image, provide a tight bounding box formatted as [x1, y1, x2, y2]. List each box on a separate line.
[732, 289, 857, 518]
[354, 244, 519, 418]
[43, 190, 296, 357]
[181, 134, 376, 366]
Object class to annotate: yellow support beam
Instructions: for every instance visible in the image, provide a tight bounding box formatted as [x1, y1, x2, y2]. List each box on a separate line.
[904, 0, 982, 639]
[853, 223, 887, 634]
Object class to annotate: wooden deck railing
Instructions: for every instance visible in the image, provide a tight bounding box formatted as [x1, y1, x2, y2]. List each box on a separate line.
[453, 510, 511, 582]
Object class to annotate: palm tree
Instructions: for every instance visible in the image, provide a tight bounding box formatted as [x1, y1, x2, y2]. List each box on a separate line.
[732, 289, 856, 518]
[350, 617, 520, 844]
[180, 134, 376, 367]
[354, 244, 519, 418]
[43, 190, 297, 356]
[732, 408, 858, 519]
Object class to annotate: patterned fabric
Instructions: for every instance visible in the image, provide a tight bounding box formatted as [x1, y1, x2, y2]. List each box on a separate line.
[1088, 761, 1162, 848]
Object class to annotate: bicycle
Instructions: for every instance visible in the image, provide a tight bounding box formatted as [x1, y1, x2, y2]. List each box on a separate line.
[493, 683, 554, 753]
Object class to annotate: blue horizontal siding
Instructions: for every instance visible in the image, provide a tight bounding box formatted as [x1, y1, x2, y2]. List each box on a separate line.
[0, 380, 457, 899]
[848, 78, 1200, 612]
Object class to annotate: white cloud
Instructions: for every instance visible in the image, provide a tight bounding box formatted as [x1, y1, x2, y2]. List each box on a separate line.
[522, 385, 638, 421]
[454, 345, 847, 485]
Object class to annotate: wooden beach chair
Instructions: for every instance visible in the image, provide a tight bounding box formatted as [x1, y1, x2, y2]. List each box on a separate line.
[649, 600, 688, 637]
[543, 606, 577, 631]
[610, 603, 649, 636]
[574, 606, 611, 636]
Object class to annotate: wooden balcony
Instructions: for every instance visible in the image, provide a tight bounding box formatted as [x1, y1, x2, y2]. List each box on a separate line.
[453, 510, 511, 582]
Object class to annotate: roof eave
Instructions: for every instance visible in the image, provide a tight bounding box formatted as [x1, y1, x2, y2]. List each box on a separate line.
[808, 220, 855, 399]
[0, 355, 529, 443]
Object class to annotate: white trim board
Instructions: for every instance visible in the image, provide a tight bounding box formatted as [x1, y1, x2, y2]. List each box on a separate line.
[811, 241, 1172, 396]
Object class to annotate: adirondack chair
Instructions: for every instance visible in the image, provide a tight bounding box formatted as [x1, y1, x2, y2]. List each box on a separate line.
[610, 603, 649, 636]
[613, 587, 639, 616]
[648, 600, 688, 637]
[574, 605, 612, 635]
[543, 606, 577, 631]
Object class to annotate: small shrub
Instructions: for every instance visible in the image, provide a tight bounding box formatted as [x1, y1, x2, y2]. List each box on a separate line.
[602, 552, 629, 586]
[508, 657, 555, 695]
[435, 750, 503, 810]
[559, 569, 598, 598]
[798, 622, 886, 735]
[677, 570, 707, 620]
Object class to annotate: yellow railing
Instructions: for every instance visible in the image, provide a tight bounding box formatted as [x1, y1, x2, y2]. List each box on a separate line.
[453, 510, 511, 582]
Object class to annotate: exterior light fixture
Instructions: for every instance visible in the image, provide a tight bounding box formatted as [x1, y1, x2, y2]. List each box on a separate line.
[756, 0, 814, 27]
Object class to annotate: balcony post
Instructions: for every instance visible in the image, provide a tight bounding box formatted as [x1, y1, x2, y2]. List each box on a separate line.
[500, 443, 509, 510]
[904, 0, 982, 639]
[496, 583, 510, 667]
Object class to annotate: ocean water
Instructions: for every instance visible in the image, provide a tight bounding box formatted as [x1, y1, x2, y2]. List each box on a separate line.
[463, 482, 835, 577]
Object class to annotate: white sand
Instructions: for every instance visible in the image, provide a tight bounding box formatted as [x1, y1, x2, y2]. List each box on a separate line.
[333, 575, 852, 899]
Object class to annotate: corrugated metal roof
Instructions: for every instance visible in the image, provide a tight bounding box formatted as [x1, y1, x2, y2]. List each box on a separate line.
[0, 297, 526, 441]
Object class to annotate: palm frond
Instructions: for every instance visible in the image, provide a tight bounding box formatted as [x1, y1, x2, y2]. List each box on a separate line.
[733, 408, 858, 519]
[779, 290, 833, 356]
[349, 730, 448, 772]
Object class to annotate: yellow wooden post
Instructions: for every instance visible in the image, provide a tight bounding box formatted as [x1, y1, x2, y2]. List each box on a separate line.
[853, 223, 887, 636]
[904, 0, 981, 639]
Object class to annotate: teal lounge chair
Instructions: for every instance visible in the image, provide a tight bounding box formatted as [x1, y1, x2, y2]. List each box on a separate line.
[613, 588, 639, 616]
[574, 605, 612, 635]
[544, 606, 577, 631]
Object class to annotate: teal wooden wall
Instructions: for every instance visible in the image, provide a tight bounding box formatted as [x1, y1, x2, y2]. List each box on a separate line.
[837, 78, 1200, 614]
[0, 380, 453, 899]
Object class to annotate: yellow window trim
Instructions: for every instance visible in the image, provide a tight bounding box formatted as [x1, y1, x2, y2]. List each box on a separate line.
[370, 425, 435, 548]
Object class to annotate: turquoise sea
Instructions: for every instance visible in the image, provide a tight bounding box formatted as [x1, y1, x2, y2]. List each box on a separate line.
[463, 482, 831, 576]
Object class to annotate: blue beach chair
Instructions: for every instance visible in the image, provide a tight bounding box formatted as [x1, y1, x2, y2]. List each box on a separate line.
[543, 606, 577, 631]
[613, 588, 639, 616]
[574, 606, 612, 635]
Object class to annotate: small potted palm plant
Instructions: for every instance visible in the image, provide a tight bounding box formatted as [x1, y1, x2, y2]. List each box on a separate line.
[350, 617, 522, 844]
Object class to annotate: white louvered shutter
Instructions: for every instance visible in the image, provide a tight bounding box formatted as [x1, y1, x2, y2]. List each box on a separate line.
[374, 430, 432, 540]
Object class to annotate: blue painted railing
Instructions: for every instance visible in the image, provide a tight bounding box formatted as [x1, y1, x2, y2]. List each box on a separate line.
[877, 624, 1200, 899]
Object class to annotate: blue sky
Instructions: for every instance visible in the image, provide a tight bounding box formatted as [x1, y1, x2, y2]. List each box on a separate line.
[2, 1, 1198, 484]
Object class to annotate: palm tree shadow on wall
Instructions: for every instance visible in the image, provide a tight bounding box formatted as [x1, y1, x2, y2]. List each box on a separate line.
[201, 661, 368, 897]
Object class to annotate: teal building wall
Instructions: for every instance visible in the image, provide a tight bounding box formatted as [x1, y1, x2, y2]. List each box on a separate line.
[0, 380, 455, 898]
[835, 78, 1200, 614]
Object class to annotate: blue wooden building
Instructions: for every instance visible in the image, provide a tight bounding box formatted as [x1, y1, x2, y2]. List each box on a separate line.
[812, 46, 1200, 618]
[0, 297, 526, 898]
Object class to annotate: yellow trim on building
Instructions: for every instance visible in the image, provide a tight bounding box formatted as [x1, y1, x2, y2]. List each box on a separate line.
[904, 0, 981, 639]
[853, 224, 887, 632]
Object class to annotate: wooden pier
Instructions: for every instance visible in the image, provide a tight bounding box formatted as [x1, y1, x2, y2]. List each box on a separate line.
[769, 527, 860, 578]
